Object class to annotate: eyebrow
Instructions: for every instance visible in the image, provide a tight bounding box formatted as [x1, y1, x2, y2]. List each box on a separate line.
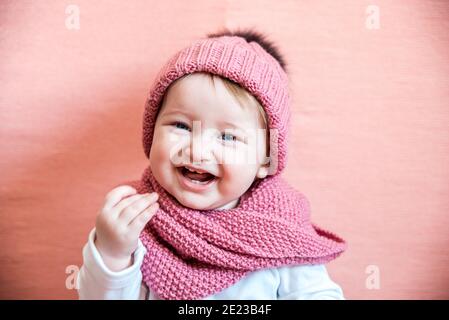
[219, 120, 248, 132]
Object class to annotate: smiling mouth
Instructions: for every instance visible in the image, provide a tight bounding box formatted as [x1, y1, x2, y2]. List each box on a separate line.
[177, 166, 217, 185]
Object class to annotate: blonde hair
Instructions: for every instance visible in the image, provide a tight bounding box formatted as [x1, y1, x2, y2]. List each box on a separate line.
[212, 75, 268, 129]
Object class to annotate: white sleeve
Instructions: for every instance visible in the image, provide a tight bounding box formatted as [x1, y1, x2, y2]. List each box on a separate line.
[277, 264, 345, 300]
[77, 228, 148, 300]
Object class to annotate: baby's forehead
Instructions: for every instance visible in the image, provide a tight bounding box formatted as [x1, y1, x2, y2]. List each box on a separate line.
[161, 73, 265, 125]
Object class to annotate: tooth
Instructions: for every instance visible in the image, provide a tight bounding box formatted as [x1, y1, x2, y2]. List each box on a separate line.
[185, 166, 204, 174]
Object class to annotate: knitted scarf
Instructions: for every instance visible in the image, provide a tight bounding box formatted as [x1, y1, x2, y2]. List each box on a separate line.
[123, 165, 347, 300]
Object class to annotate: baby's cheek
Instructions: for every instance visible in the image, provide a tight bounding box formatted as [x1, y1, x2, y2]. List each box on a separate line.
[150, 138, 171, 167]
[220, 164, 257, 190]
[152, 133, 179, 162]
[220, 144, 252, 166]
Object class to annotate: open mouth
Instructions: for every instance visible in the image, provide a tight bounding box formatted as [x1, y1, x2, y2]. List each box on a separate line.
[177, 166, 217, 185]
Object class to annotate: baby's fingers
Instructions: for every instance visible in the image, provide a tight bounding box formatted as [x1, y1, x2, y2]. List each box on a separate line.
[118, 192, 159, 224]
[103, 185, 136, 212]
[129, 202, 159, 232]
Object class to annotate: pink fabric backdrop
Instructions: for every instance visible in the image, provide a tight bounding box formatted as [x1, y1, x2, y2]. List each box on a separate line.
[1, 0, 448, 299]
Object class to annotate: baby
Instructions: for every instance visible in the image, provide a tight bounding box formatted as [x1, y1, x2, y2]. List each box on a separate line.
[77, 29, 347, 300]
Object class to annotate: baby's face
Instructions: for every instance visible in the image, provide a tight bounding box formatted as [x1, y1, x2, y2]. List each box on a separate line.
[149, 73, 269, 210]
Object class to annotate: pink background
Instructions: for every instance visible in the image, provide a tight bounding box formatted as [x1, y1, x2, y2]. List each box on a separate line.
[1, 0, 448, 299]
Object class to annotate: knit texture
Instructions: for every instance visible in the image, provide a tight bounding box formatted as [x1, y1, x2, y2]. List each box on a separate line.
[117, 34, 347, 299]
[142, 35, 291, 175]
[122, 167, 346, 300]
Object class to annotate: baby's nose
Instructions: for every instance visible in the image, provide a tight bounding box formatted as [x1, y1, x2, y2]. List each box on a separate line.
[188, 134, 215, 165]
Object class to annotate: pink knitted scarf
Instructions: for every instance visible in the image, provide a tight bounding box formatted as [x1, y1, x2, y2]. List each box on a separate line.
[123, 166, 346, 300]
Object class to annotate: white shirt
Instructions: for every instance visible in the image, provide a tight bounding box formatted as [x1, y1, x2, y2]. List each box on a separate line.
[77, 228, 345, 300]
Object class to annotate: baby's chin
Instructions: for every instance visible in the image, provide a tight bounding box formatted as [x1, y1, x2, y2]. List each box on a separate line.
[172, 191, 235, 211]
[174, 195, 219, 211]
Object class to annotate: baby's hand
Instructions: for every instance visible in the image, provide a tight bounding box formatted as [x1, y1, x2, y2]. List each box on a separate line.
[94, 185, 159, 271]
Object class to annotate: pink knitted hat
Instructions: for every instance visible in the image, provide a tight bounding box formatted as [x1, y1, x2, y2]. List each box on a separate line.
[142, 33, 291, 175]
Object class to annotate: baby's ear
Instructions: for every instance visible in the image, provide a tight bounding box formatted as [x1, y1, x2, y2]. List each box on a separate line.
[256, 165, 269, 179]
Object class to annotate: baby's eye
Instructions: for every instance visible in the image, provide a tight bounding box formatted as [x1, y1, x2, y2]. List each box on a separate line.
[221, 133, 237, 142]
[173, 122, 190, 131]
